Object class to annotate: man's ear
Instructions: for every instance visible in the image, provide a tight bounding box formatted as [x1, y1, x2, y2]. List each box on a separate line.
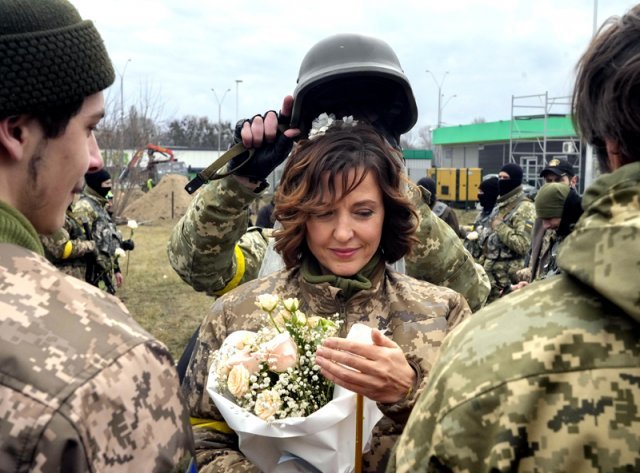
[0, 115, 32, 161]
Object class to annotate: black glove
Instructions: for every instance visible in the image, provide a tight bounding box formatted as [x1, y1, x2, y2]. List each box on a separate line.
[228, 112, 294, 182]
[121, 239, 135, 251]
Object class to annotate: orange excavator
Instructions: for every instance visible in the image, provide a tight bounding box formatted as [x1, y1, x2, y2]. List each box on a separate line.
[118, 144, 185, 190]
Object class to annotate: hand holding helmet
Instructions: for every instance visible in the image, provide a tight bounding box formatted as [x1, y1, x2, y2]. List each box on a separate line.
[228, 96, 300, 182]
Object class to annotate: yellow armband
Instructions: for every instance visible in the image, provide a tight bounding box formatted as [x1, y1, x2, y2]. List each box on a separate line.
[61, 241, 73, 259]
[213, 245, 245, 296]
[190, 417, 233, 434]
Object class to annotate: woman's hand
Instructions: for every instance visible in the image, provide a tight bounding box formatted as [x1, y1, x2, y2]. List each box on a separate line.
[315, 329, 415, 404]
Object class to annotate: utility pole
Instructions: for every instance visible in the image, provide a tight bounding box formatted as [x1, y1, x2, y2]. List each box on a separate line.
[116, 58, 131, 170]
[235, 79, 243, 124]
[426, 70, 449, 128]
[211, 87, 231, 155]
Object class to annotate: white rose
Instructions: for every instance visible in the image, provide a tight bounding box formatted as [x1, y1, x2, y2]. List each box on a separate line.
[256, 294, 279, 312]
[466, 231, 479, 241]
[227, 364, 251, 399]
[221, 330, 257, 352]
[282, 297, 300, 313]
[127, 219, 138, 229]
[254, 390, 282, 421]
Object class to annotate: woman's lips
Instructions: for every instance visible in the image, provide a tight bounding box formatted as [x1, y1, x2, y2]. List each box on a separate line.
[330, 248, 358, 259]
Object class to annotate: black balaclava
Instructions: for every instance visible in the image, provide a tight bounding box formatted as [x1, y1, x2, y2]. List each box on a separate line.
[557, 188, 583, 238]
[85, 169, 111, 198]
[478, 176, 499, 212]
[417, 177, 437, 207]
[498, 163, 523, 196]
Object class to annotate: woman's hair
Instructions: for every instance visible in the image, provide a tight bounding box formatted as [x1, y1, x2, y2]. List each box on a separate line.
[572, 4, 640, 171]
[273, 121, 418, 269]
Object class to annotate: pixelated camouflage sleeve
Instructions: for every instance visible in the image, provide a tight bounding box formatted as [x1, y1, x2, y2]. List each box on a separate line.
[40, 225, 96, 260]
[386, 274, 640, 473]
[405, 191, 490, 311]
[167, 176, 269, 296]
[493, 200, 535, 256]
[0, 245, 195, 473]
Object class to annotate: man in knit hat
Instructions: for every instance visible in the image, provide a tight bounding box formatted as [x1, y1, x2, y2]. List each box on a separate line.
[511, 182, 583, 291]
[0, 1, 194, 471]
[482, 162, 536, 302]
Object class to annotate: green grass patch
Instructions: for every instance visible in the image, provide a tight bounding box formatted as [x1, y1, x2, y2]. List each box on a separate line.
[117, 221, 212, 360]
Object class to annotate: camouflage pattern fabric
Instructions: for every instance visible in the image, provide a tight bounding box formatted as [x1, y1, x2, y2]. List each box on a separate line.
[386, 161, 640, 473]
[482, 186, 535, 301]
[168, 175, 268, 297]
[40, 211, 96, 280]
[0, 243, 195, 472]
[73, 187, 123, 291]
[182, 263, 471, 472]
[463, 209, 493, 264]
[168, 176, 490, 310]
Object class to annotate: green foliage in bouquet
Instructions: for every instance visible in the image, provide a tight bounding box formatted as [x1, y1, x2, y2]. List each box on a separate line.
[211, 295, 341, 421]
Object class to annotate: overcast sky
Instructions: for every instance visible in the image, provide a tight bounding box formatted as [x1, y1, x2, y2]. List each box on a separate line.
[74, 0, 636, 138]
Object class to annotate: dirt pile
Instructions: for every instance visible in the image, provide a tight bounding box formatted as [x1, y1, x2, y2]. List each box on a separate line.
[122, 174, 194, 222]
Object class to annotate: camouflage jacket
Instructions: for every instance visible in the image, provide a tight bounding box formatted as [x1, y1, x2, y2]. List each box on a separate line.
[183, 263, 471, 473]
[387, 161, 640, 473]
[484, 186, 535, 261]
[0, 214, 194, 471]
[463, 208, 494, 263]
[168, 175, 489, 311]
[39, 211, 96, 280]
[73, 188, 123, 287]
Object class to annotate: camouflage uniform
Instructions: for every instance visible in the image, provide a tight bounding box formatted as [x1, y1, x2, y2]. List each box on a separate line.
[168, 175, 490, 311]
[0, 203, 195, 473]
[386, 161, 640, 473]
[183, 262, 471, 472]
[39, 210, 96, 280]
[463, 208, 494, 264]
[482, 185, 535, 301]
[73, 186, 123, 292]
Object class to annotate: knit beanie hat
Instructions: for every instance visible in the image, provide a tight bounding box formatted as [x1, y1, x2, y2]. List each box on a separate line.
[478, 176, 499, 211]
[0, 0, 115, 117]
[85, 169, 111, 198]
[417, 177, 437, 206]
[498, 163, 523, 195]
[535, 183, 570, 219]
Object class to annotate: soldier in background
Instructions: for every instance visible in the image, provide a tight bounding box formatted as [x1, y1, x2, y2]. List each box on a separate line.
[514, 182, 583, 287]
[416, 177, 465, 238]
[0, 1, 194, 470]
[464, 176, 499, 263]
[540, 156, 579, 188]
[39, 205, 97, 280]
[518, 157, 580, 283]
[73, 169, 135, 293]
[387, 5, 640, 471]
[482, 163, 536, 302]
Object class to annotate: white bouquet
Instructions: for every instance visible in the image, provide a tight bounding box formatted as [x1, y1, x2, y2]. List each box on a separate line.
[207, 295, 383, 473]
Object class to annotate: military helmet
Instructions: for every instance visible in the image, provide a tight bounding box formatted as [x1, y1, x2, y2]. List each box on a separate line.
[290, 33, 418, 140]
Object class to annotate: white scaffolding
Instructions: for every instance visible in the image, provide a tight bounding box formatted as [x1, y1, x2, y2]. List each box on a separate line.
[509, 93, 582, 189]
